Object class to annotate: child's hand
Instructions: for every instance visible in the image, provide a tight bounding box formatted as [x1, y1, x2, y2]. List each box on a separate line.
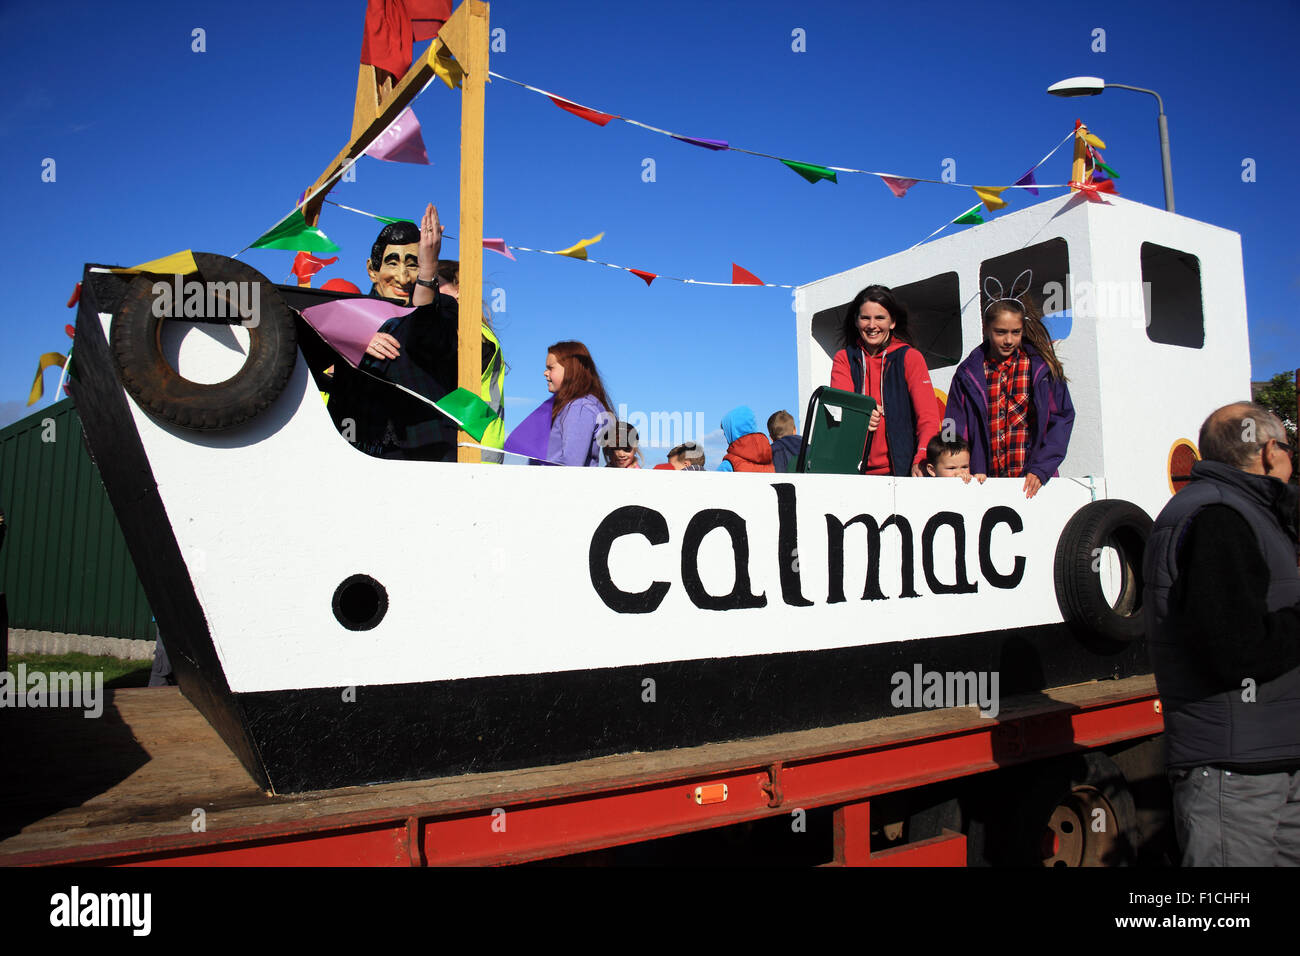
[974, 473, 987, 484]
[910, 461, 924, 477]
[868, 407, 882, 431]
[1023, 473, 1042, 498]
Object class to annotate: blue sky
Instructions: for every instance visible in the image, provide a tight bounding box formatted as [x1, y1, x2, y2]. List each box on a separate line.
[1, 0, 1296, 467]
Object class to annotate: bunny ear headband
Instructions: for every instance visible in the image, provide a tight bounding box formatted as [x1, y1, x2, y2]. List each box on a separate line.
[983, 268, 1033, 315]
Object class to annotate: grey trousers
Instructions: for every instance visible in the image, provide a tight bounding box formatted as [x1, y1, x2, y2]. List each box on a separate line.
[1171, 765, 1300, 866]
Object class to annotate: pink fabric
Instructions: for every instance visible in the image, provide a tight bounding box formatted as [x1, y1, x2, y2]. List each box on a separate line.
[366, 107, 430, 165]
[300, 297, 414, 368]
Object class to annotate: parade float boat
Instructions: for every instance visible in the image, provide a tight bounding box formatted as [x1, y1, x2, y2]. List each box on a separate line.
[66, 189, 1245, 794]
[64, 2, 1247, 794]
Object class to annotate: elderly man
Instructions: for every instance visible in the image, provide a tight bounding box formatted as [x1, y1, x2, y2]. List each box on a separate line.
[1145, 402, 1300, 866]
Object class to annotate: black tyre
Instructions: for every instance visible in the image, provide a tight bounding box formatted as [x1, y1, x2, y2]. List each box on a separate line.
[1053, 499, 1152, 647]
[110, 253, 297, 431]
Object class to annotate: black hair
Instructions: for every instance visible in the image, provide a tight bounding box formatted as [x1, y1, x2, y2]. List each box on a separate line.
[369, 220, 421, 271]
[841, 285, 913, 350]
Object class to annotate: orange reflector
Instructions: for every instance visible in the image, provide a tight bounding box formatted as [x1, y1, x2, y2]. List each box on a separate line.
[694, 784, 728, 805]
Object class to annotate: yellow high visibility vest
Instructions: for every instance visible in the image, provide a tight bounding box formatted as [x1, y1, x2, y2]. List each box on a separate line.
[480, 323, 506, 463]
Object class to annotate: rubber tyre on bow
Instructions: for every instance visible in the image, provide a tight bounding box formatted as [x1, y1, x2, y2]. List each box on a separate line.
[110, 253, 297, 431]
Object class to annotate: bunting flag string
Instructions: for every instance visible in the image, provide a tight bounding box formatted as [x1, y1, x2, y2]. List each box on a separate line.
[908, 130, 1079, 249]
[487, 71, 1075, 196]
[322, 199, 796, 288]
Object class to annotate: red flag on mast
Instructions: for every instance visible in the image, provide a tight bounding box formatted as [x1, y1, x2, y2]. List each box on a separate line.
[360, 0, 452, 79]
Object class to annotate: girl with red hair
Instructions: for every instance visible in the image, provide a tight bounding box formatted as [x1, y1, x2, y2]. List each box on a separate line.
[542, 341, 615, 467]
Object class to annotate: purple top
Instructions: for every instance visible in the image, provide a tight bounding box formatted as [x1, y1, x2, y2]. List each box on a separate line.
[547, 394, 607, 467]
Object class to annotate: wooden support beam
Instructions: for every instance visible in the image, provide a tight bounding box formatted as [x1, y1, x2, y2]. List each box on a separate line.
[300, 46, 440, 227]
[440, 0, 490, 464]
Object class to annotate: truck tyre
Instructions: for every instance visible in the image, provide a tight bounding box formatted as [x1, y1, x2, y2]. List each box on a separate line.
[1053, 499, 1152, 646]
[110, 253, 297, 431]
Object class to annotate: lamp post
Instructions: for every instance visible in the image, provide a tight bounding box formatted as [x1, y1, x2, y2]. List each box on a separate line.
[1047, 76, 1175, 213]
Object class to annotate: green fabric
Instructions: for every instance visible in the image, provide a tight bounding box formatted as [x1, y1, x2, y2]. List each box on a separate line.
[251, 209, 341, 252]
[952, 207, 984, 225]
[781, 159, 838, 185]
[1095, 160, 1120, 178]
[434, 387, 498, 442]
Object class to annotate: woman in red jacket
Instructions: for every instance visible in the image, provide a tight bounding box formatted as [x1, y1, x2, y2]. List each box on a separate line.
[829, 285, 941, 476]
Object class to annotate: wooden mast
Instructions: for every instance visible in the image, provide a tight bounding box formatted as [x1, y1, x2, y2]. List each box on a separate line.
[439, 0, 489, 464]
[300, 0, 490, 465]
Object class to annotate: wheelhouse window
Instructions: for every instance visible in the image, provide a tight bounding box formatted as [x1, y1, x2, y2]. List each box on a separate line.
[811, 270, 963, 370]
[979, 237, 1072, 341]
[1141, 242, 1204, 349]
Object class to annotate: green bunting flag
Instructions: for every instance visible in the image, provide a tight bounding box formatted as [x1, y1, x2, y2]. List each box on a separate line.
[781, 159, 838, 185]
[952, 206, 984, 226]
[434, 387, 499, 442]
[1095, 160, 1120, 178]
[251, 209, 341, 253]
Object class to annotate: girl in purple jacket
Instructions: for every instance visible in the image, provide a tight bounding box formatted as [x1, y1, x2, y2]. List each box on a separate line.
[946, 276, 1075, 498]
[542, 340, 615, 467]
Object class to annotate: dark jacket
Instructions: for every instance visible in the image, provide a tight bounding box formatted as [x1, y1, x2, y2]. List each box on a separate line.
[771, 434, 802, 474]
[946, 342, 1075, 482]
[329, 293, 459, 461]
[1144, 460, 1300, 771]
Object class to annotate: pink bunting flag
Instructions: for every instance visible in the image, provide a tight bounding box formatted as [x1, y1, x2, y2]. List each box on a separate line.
[299, 297, 415, 367]
[483, 238, 516, 261]
[880, 176, 918, 198]
[365, 107, 431, 165]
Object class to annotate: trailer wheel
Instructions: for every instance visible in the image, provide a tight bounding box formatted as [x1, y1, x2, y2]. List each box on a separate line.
[975, 752, 1139, 866]
[110, 253, 297, 431]
[1053, 499, 1152, 647]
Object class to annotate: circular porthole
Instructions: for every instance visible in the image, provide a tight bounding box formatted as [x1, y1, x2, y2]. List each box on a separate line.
[332, 574, 388, 631]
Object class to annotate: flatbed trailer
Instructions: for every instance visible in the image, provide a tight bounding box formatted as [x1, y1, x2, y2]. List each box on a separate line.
[0, 676, 1164, 866]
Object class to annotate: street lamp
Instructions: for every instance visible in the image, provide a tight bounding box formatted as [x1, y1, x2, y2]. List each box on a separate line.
[1047, 76, 1175, 213]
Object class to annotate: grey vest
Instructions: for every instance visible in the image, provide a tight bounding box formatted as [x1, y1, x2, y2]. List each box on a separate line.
[1143, 460, 1300, 769]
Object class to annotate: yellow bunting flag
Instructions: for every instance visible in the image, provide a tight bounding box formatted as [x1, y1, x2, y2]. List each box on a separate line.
[1082, 131, 1106, 150]
[29, 353, 67, 406]
[973, 186, 1008, 212]
[110, 250, 200, 275]
[553, 232, 605, 260]
[432, 40, 464, 90]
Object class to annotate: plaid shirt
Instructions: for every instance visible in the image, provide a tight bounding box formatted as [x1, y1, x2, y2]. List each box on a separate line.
[984, 348, 1034, 478]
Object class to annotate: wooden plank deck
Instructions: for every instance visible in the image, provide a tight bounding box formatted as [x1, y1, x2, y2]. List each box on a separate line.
[0, 676, 1158, 863]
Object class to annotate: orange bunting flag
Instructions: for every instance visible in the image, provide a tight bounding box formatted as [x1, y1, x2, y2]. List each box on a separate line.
[29, 352, 67, 406]
[553, 232, 604, 259]
[973, 186, 1008, 212]
[732, 263, 764, 286]
[629, 269, 657, 286]
[548, 96, 615, 127]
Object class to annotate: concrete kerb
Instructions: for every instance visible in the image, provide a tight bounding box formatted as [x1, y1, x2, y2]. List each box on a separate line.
[6, 629, 156, 661]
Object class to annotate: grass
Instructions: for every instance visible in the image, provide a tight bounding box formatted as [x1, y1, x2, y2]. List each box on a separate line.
[7, 652, 153, 688]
